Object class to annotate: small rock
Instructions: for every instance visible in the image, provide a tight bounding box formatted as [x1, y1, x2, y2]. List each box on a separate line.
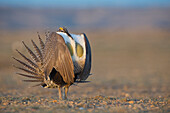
[79, 107, 84, 110]
[125, 93, 130, 97]
[128, 101, 134, 104]
[52, 100, 57, 103]
[3, 102, 8, 105]
[129, 105, 132, 108]
[87, 109, 93, 112]
[150, 105, 155, 108]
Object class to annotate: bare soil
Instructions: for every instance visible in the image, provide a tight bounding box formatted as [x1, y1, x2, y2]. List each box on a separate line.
[0, 27, 170, 112]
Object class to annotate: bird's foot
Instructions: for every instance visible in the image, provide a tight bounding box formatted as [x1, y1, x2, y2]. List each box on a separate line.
[63, 97, 68, 100]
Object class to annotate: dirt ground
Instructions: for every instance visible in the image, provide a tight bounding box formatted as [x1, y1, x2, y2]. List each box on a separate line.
[0, 27, 169, 112]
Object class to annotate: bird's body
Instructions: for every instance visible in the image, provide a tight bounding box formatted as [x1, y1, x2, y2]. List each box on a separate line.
[56, 31, 86, 75]
[13, 27, 91, 99]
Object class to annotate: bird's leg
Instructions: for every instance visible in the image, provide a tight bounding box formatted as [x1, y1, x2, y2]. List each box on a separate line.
[63, 86, 69, 100]
[63, 87, 65, 99]
[58, 86, 63, 100]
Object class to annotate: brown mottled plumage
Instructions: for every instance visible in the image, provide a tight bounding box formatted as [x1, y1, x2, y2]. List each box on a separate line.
[13, 27, 92, 99]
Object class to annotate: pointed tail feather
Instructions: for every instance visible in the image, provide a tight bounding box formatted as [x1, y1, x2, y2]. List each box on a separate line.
[13, 65, 38, 76]
[31, 40, 43, 63]
[31, 83, 45, 87]
[12, 57, 37, 73]
[22, 41, 40, 63]
[16, 49, 39, 69]
[45, 31, 50, 40]
[22, 80, 43, 82]
[16, 72, 43, 79]
[74, 80, 91, 83]
[37, 33, 45, 52]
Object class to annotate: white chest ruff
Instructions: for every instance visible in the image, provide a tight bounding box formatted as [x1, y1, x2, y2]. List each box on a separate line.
[56, 32, 86, 73]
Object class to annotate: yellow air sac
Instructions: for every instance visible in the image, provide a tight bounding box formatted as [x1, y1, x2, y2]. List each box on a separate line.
[76, 43, 84, 57]
[66, 42, 73, 56]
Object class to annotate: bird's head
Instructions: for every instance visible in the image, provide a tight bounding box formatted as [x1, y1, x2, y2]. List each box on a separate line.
[58, 27, 69, 33]
[58, 27, 72, 38]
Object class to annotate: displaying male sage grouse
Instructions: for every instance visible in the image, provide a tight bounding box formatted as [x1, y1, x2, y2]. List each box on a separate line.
[13, 27, 92, 99]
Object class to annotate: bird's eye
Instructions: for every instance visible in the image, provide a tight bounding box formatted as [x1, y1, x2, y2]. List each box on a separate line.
[76, 43, 84, 57]
[66, 42, 73, 56]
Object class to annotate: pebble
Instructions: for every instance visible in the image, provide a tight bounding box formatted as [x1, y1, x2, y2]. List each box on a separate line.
[128, 101, 134, 104]
[79, 107, 84, 110]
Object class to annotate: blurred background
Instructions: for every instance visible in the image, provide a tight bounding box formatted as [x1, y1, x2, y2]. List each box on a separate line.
[0, 0, 170, 97]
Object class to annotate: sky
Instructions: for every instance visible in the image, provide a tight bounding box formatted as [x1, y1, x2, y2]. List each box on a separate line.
[0, 0, 170, 8]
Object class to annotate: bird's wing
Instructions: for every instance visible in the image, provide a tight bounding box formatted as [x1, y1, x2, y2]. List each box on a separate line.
[78, 33, 92, 80]
[42, 32, 75, 84]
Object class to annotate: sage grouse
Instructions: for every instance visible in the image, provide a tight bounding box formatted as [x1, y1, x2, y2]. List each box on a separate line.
[13, 27, 92, 99]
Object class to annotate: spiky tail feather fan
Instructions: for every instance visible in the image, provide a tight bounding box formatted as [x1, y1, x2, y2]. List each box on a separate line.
[12, 33, 48, 87]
